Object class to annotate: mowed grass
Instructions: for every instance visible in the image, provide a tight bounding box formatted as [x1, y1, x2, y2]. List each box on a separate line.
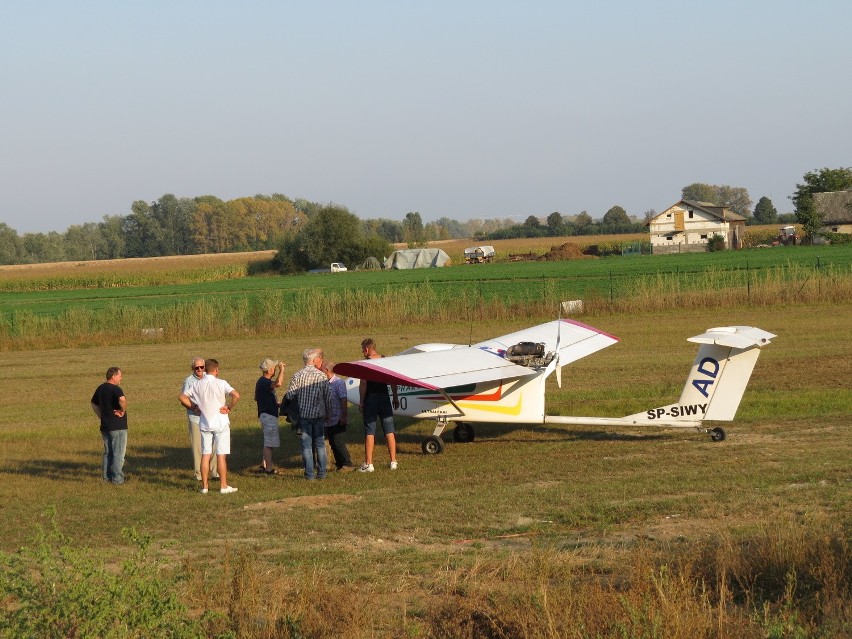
[0, 302, 850, 636]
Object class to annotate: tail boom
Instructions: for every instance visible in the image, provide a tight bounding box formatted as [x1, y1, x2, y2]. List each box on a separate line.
[625, 326, 775, 424]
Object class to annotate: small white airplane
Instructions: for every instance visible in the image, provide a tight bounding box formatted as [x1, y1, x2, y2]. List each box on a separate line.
[332, 319, 775, 454]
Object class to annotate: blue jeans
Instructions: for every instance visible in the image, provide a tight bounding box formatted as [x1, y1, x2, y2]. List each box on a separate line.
[300, 417, 327, 479]
[102, 429, 127, 484]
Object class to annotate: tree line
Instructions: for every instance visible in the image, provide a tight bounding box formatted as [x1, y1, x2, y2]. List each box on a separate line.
[1, 169, 847, 266]
[0, 194, 520, 266]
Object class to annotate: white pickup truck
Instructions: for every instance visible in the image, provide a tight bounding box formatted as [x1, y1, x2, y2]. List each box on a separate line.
[330, 262, 348, 272]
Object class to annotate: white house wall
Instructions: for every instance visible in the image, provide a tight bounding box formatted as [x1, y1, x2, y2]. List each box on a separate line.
[649, 204, 732, 254]
[826, 223, 852, 234]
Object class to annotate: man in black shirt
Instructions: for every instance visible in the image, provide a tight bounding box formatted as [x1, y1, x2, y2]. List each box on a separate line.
[358, 338, 399, 472]
[91, 367, 128, 484]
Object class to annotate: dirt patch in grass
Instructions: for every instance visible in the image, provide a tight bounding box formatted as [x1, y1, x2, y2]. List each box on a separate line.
[243, 493, 361, 511]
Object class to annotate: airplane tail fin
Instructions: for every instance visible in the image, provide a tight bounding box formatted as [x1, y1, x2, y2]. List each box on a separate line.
[626, 326, 775, 423]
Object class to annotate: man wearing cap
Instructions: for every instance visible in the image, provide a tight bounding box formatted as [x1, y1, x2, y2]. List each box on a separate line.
[255, 357, 285, 474]
[179, 358, 240, 494]
[181, 357, 218, 481]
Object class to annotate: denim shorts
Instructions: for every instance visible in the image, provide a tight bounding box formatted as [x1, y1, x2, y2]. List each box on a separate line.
[363, 393, 395, 436]
[260, 413, 280, 447]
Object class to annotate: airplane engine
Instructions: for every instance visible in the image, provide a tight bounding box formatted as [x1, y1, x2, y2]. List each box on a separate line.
[505, 342, 554, 368]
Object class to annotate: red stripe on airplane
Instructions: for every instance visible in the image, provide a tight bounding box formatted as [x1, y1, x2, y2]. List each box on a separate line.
[420, 382, 503, 402]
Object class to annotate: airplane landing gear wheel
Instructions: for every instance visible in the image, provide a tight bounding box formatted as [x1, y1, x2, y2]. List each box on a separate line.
[422, 435, 445, 455]
[452, 422, 475, 443]
[710, 427, 726, 442]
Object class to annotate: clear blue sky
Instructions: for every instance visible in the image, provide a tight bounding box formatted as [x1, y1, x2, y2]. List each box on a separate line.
[2, 1, 850, 233]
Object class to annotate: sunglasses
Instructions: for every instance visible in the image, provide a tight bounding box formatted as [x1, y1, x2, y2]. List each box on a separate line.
[194, 366, 205, 370]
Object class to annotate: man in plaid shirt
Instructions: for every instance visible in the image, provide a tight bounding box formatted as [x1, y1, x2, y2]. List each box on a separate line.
[285, 347, 333, 480]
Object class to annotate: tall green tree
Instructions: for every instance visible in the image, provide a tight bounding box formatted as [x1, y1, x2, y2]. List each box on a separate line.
[150, 194, 196, 255]
[64, 223, 104, 261]
[523, 215, 541, 228]
[0, 223, 24, 264]
[292, 198, 325, 219]
[791, 167, 852, 240]
[434, 216, 467, 239]
[189, 197, 228, 254]
[402, 211, 425, 246]
[293, 206, 380, 268]
[573, 211, 594, 235]
[681, 183, 718, 204]
[682, 183, 752, 218]
[123, 200, 166, 257]
[424, 221, 448, 240]
[22, 232, 66, 263]
[601, 205, 631, 232]
[546, 211, 565, 236]
[752, 196, 778, 225]
[98, 215, 126, 259]
[363, 218, 404, 243]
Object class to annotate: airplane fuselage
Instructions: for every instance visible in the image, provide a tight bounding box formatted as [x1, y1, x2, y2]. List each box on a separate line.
[345, 373, 547, 424]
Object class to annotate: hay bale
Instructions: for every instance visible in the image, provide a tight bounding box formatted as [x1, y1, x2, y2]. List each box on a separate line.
[561, 300, 585, 315]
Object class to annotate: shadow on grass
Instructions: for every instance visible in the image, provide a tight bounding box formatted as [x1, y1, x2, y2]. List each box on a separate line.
[389, 418, 676, 446]
[5, 425, 306, 488]
[7, 421, 673, 485]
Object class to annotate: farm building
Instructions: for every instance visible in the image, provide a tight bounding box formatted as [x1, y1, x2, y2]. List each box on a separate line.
[384, 248, 450, 269]
[813, 190, 852, 234]
[647, 199, 745, 254]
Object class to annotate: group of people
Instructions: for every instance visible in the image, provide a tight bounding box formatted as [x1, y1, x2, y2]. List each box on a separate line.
[90, 338, 400, 493]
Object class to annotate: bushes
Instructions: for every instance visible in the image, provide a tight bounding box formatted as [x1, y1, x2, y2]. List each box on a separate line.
[0, 515, 204, 639]
[822, 231, 852, 245]
[707, 234, 726, 252]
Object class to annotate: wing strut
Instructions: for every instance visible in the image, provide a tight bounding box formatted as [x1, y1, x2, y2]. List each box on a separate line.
[435, 388, 465, 419]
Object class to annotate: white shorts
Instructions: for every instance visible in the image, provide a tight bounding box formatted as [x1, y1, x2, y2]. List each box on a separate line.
[260, 413, 280, 447]
[201, 428, 230, 455]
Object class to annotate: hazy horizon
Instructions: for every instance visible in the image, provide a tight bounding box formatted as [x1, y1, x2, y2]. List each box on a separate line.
[2, 1, 850, 234]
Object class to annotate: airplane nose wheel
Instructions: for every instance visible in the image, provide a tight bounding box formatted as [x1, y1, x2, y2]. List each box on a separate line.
[709, 427, 726, 442]
[422, 435, 445, 455]
[452, 422, 475, 443]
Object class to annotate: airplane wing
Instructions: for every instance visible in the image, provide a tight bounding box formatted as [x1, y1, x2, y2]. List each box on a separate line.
[473, 319, 619, 366]
[333, 348, 537, 391]
[332, 319, 619, 390]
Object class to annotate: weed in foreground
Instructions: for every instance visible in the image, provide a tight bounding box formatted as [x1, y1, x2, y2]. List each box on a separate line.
[0, 511, 204, 639]
[422, 517, 851, 639]
[1, 515, 848, 638]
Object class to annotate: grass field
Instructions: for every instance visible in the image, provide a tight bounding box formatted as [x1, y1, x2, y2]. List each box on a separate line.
[1, 298, 850, 637]
[1, 242, 850, 353]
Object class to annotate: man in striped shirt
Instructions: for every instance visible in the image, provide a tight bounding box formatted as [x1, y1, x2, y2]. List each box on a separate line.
[285, 347, 333, 480]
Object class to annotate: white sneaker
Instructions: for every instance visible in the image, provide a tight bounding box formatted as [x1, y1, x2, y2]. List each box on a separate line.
[219, 486, 238, 494]
[389, 461, 398, 470]
[358, 463, 374, 473]
[200, 488, 209, 494]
